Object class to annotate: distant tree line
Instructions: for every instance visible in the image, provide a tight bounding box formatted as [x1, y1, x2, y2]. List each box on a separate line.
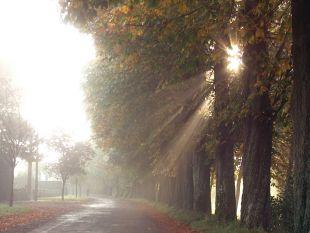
[0, 71, 94, 205]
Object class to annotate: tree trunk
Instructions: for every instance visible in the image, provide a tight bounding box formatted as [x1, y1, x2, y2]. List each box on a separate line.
[240, 1, 272, 230]
[235, 165, 243, 209]
[115, 176, 119, 197]
[0, 158, 11, 202]
[34, 159, 39, 201]
[27, 160, 32, 200]
[291, 1, 310, 232]
[193, 150, 211, 216]
[75, 177, 78, 198]
[215, 139, 236, 222]
[61, 179, 66, 201]
[9, 166, 14, 207]
[241, 71, 273, 231]
[214, 48, 236, 222]
[282, 150, 294, 233]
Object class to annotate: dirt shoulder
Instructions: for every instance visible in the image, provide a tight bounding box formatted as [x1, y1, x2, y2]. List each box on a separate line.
[132, 200, 199, 233]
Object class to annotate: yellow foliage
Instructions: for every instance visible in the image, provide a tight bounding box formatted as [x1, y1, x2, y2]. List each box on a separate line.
[119, 5, 130, 14]
[255, 28, 265, 39]
[178, 3, 188, 13]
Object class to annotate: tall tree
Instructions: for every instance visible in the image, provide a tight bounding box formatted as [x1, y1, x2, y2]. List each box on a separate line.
[239, 0, 292, 229]
[291, 1, 310, 232]
[0, 73, 34, 206]
[214, 44, 237, 222]
[240, 0, 272, 230]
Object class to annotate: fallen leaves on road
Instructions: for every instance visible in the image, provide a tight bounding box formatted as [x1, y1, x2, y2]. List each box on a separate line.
[0, 202, 81, 232]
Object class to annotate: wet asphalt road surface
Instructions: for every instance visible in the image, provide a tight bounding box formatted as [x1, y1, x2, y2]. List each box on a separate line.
[28, 198, 165, 233]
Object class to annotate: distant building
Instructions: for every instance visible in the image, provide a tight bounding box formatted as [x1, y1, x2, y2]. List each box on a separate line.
[38, 180, 65, 197]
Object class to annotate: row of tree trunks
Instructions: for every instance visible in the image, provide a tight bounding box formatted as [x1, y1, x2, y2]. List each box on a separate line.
[291, 1, 310, 232]
[104, 2, 308, 232]
[240, 0, 272, 230]
[170, 156, 194, 210]
[134, 148, 212, 215]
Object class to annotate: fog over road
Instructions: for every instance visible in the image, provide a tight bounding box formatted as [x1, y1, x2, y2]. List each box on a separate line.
[29, 198, 165, 233]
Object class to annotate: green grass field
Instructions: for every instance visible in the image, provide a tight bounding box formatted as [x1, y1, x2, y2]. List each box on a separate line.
[39, 195, 88, 202]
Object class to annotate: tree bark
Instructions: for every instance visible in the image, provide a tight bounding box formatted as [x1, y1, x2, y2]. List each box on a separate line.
[27, 160, 32, 200]
[75, 177, 78, 198]
[291, 1, 310, 232]
[193, 150, 211, 216]
[9, 166, 14, 207]
[215, 138, 236, 222]
[240, 1, 272, 230]
[61, 179, 66, 201]
[282, 149, 294, 233]
[214, 47, 236, 222]
[34, 159, 39, 201]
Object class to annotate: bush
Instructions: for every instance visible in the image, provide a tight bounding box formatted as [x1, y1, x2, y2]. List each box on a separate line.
[270, 193, 294, 233]
[191, 218, 266, 233]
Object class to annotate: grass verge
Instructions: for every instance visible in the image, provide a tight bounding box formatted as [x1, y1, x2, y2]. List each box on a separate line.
[133, 199, 266, 233]
[39, 195, 88, 202]
[0, 204, 30, 217]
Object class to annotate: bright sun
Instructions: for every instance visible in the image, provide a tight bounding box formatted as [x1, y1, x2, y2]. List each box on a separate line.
[227, 44, 242, 72]
[0, 0, 95, 142]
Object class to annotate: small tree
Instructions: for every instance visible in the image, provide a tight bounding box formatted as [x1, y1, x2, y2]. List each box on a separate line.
[47, 134, 93, 200]
[0, 114, 34, 206]
[33, 152, 42, 201]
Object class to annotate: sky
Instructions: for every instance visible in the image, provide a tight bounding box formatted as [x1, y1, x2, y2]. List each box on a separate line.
[0, 0, 95, 143]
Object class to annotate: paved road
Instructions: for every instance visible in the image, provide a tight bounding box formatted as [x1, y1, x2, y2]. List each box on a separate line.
[29, 198, 165, 233]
